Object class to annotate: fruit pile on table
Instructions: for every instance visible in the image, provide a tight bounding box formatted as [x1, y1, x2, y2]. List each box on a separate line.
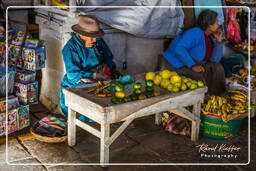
[146, 70, 204, 92]
[88, 69, 205, 105]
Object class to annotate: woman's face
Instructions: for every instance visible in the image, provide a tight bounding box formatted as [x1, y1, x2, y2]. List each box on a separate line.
[207, 18, 219, 33]
[79, 35, 96, 47]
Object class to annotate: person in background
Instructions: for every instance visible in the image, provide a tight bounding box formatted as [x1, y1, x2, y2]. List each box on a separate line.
[163, 9, 226, 95]
[163, 10, 226, 136]
[59, 15, 120, 122]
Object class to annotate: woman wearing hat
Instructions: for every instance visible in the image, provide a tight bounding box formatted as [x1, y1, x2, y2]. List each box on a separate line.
[59, 15, 119, 122]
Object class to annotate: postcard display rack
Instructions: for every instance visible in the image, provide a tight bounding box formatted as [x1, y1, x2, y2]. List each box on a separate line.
[0, 30, 46, 136]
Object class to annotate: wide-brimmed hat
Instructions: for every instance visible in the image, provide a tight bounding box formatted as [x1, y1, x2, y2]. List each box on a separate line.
[71, 15, 104, 38]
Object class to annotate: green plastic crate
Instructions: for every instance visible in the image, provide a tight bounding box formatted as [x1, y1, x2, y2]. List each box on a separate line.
[200, 113, 246, 139]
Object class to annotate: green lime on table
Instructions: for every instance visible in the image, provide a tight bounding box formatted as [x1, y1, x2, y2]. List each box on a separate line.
[146, 80, 154, 87]
[133, 82, 142, 89]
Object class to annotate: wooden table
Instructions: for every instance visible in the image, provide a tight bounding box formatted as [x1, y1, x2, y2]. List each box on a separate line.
[63, 77, 207, 166]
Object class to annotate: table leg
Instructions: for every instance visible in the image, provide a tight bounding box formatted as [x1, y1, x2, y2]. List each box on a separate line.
[155, 113, 162, 125]
[68, 108, 76, 146]
[191, 102, 201, 141]
[100, 124, 110, 167]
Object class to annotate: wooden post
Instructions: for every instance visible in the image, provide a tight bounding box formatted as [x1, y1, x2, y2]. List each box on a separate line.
[68, 108, 76, 146]
[155, 113, 162, 125]
[69, 0, 76, 12]
[191, 102, 201, 141]
[100, 124, 110, 167]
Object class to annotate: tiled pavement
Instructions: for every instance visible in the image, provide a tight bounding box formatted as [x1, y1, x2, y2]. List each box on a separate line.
[0, 103, 255, 171]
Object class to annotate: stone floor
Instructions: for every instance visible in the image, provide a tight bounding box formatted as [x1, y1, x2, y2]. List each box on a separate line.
[0, 103, 255, 171]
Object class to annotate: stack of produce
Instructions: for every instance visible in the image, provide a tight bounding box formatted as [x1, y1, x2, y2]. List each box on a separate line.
[87, 81, 111, 97]
[145, 70, 204, 93]
[230, 68, 256, 90]
[110, 80, 161, 104]
[233, 39, 256, 51]
[202, 90, 248, 118]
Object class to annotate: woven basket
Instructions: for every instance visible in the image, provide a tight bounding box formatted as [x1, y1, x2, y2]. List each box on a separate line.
[200, 111, 247, 139]
[30, 128, 67, 143]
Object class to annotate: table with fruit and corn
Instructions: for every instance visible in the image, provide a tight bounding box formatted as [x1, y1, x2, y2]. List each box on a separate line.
[63, 71, 207, 166]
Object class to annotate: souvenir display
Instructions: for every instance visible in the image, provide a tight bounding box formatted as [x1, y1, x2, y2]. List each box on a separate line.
[11, 31, 25, 46]
[7, 109, 18, 134]
[9, 44, 21, 67]
[15, 70, 36, 84]
[14, 81, 38, 105]
[0, 112, 5, 136]
[17, 105, 30, 130]
[22, 46, 46, 71]
[24, 39, 40, 48]
[0, 95, 20, 113]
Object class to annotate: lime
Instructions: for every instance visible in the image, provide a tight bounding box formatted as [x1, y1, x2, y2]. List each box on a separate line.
[174, 82, 181, 88]
[146, 86, 154, 92]
[167, 84, 174, 92]
[171, 87, 180, 93]
[182, 78, 189, 83]
[186, 81, 192, 87]
[181, 84, 187, 91]
[133, 82, 142, 89]
[190, 84, 198, 90]
[135, 89, 142, 95]
[197, 81, 204, 87]
[146, 80, 154, 87]
[115, 85, 124, 92]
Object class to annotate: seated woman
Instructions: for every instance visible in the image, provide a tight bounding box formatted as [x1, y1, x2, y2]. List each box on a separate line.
[59, 15, 119, 122]
[163, 9, 226, 95]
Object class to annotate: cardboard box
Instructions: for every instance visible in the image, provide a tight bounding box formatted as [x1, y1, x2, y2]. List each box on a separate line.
[15, 70, 36, 84]
[14, 81, 38, 105]
[17, 105, 29, 130]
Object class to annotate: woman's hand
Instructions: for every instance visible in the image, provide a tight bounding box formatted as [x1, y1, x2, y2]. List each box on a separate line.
[95, 73, 110, 81]
[79, 78, 96, 83]
[213, 28, 224, 43]
[191, 64, 205, 73]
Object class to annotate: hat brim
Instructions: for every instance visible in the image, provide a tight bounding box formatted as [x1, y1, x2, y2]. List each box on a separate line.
[71, 24, 104, 38]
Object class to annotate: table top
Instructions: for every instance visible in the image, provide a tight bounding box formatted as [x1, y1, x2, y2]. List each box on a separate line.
[63, 75, 208, 109]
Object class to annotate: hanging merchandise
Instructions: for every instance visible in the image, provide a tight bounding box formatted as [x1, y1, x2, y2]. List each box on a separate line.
[237, 8, 248, 42]
[226, 8, 242, 43]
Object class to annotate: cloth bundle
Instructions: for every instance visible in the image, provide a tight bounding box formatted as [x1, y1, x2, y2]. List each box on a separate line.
[226, 8, 241, 43]
[33, 114, 67, 137]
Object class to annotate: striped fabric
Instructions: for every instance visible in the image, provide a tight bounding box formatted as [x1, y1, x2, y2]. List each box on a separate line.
[33, 114, 67, 137]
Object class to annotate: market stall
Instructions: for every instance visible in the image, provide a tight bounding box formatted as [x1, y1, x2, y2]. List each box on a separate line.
[63, 72, 207, 165]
